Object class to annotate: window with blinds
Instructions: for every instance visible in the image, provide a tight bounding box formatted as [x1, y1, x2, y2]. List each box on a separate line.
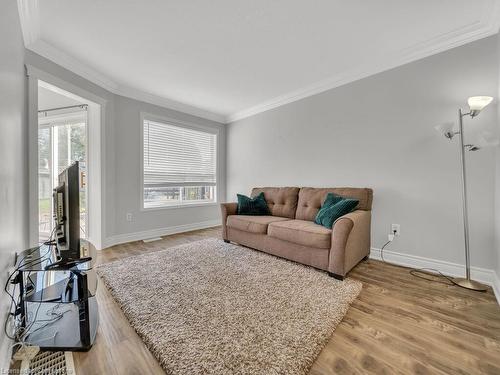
[143, 118, 217, 208]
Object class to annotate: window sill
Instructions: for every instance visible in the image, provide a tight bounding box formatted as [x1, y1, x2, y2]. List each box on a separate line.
[140, 202, 219, 212]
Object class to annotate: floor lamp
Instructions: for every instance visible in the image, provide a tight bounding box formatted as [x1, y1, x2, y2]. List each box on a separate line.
[435, 96, 493, 291]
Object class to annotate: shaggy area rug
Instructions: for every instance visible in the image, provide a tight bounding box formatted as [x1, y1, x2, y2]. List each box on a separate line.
[97, 238, 362, 375]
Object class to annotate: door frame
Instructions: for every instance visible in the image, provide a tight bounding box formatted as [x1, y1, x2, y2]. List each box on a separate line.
[27, 64, 107, 249]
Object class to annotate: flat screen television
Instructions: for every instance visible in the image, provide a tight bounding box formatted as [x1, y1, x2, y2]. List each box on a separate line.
[53, 161, 81, 260]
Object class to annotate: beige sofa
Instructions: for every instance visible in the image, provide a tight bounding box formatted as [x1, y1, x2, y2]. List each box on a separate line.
[220, 187, 373, 279]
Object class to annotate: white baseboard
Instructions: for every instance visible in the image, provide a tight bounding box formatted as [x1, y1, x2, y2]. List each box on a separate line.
[492, 272, 500, 306]
[370, 247, 500, 305]
[102, 220, 220, 248]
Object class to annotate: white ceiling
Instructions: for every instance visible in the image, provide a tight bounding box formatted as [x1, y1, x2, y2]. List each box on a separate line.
[19, 0, 500, 122]
[38, 86, 84, 111]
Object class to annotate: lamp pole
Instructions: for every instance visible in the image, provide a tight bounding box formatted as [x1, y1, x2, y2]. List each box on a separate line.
[453, 109, 487, 291]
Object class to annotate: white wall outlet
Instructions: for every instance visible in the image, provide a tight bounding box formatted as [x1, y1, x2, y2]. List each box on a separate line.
[126, 213, 133, 222]
[391, 224, 400, 236]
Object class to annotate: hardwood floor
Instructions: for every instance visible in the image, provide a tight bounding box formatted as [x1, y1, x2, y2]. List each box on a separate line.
[73, 227, 500, 375]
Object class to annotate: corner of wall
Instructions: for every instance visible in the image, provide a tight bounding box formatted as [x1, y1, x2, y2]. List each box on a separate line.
[1, 0, 29, 371]
[494, 31, 500, 301]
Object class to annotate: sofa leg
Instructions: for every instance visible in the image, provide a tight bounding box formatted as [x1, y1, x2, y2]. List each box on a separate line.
[223, 239, 230, 243]
[328, 272, 344, 281]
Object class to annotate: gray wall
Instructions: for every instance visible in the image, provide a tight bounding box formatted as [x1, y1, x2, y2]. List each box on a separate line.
[25, 50, 117, 241]
[112, 95, 225, 237]
[24, 51, 226, 244]
[0, 30, 225, 368]
[0, 1, 28, 369]
[496, 33, 500, 281]
[227, 36, 498, 269]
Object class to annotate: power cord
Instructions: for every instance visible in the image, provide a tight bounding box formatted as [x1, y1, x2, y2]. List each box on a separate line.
[379, 240, 391, 263]
[409, 268, 455, 286]
[4, 229, 57, 349]
[379, 229, 458, 287]
[377, 227, 399, 263]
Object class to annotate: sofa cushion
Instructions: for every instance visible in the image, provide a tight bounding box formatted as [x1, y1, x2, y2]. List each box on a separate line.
[251, 187, 299, 219]
[296, 187, 373, 221]
[268, 220, 332, 249]
[226, 215, 290, 234]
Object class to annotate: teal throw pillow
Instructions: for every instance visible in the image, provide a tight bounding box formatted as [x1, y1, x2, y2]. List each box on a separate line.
[321, 192, 344, 207]
[315, 194, 359, 229]
[237, 192, 271, 215]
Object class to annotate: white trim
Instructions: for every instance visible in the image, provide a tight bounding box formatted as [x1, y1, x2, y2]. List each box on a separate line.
[141, 112, 222, 135]
[86, 100, 104, 250]
[29, 40, 119, 93]
[16, 0, 39, 47]
[27, 40, 226, 124]
[141, 202, 219, 211]
[227, 14, 500, 122]
[492, 272, 500, 306]
[18, 2, 500, 124]
[102, 220, 220, 248]
[27, 66, 107, 250]
[118, 84, 226, 124]
[38, 111, 87, 126]
[27, 72, 39, 247]
[139, 112, 221, 211]
[27, 65, 108, 106]
[370, 247, 500, 305]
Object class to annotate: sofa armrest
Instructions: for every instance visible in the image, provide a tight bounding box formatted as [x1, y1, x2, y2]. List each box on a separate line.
[328, 210, 371, 277]
[220, 202, 238, 240]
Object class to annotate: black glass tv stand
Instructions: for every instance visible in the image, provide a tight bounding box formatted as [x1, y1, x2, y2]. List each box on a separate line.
[15, 240, 99, 351]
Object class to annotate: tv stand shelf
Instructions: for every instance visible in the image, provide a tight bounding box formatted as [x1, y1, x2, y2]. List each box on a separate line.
[15, 241, 94, 272]
[15, 240, 99, 351]
[24, 273, 97, 304]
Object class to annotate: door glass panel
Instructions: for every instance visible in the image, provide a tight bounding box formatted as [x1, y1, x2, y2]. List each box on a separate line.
[38, 127, 51, 242]
[38, 118, 87, 243]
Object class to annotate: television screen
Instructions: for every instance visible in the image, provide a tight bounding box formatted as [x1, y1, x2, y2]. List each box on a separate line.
[53, 161, 81, 260]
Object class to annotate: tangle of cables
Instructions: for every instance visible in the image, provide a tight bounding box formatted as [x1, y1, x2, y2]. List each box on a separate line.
[4, 228, 72, 355]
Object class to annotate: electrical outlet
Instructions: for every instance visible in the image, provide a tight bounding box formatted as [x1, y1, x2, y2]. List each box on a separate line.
[391, 224, 400, 236]
[126, 213, 133, 222]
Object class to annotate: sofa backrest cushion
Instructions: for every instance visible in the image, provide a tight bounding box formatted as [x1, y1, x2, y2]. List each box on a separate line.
[295, 187, 373, 221]
[251, 187, 300, 219]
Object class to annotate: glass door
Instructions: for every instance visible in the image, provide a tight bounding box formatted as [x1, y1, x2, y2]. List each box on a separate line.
[38, 113, 87, 243]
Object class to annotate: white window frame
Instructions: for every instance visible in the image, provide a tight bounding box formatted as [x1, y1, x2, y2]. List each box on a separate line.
[140, 112, 221, 211]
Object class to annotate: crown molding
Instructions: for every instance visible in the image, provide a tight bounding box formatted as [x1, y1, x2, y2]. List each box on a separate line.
[27, 40, 226, 123]
[116, 84, 226, 123]
[17, 1, 226, 123]
[29, 40, 120, 92]
[17, 2, 226, 123]
[227, 2, 500, 123]
[16, 0, 40, 47]
[18, 0, 500, 125]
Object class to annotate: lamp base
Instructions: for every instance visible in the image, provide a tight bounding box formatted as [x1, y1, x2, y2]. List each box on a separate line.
[452, 277, 488, 292]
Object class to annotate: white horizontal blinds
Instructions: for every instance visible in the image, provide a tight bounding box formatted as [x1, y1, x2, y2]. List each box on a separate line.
[143, 120, 216, 187]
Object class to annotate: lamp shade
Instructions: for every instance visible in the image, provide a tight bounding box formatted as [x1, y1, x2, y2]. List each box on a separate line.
[467, 96, 493, 112]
